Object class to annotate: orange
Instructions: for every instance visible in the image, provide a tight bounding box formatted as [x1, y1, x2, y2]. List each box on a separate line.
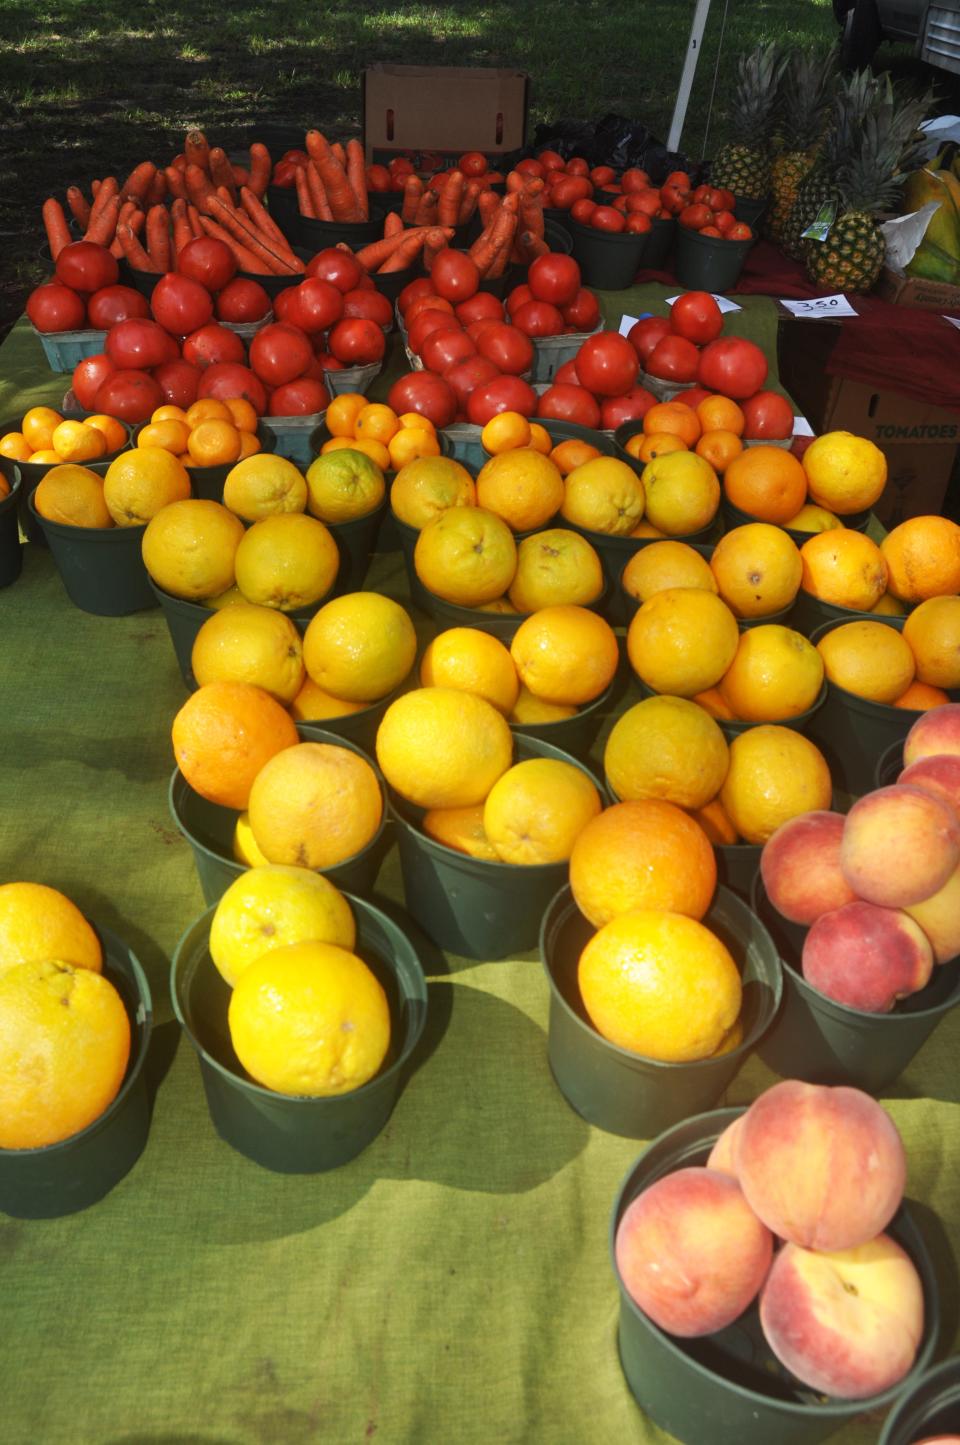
[903, 596, 960, 689]
[690, 796, 740, 845]
[151, 405, 189, 424]
[185, 398, 232, 427]
[872, 591, 907, 617]
[347, 437, 391, 472]
[375, 686, 513, 808]
[415, 505, 517, 606]
[482, 758, 601, 864]
[102, 447, 191, 526]
[171, 680, 299, 810]
[50, 419, 107, 464]
[641, 450, 721, 535]
[224, 397, 259, 433]
[785, 502, 844, 535]
[508, 527, 604, 612]
[0, 882, 102, 976]
[894, 680, 950, 710]
[387, 425, 441, 470]
[510, 605, 619, 705]
[719, 725, 832, 844]
[0, 960, 130, 1149]
[569, 799, 717, 927]
[550, 438, 601, 475]
[627, 588, 740, 697]
[697, 395, 745, 436]
[695, 429, 743, 473]
[0, 475, 8, 500]
[289, 678, 368, 722]
[630, 432, 687, 464]
[191, 602, 305, 704]
[816, 620, 916, 703]
[322, 436, 366, 456]
[718, 625, 825, 722]
[390, 455, 476, 530]
[622, 540, 718, 606]
[604, 695, 729, 810]
[325, 392, 368, 439]
[561, 456, 646, 535]
[234, 513, 340, 611]
[137, 419, 191, 456]
[723, 446, 808, 525]
[422, 805, 500, 860]
[692, 687, 737, 721]
[481, 410, 531, 455]
[881, 516, 960, 603]
[710, 523, 803, 618]
[209, 864, 355, 988]
[802, 431, 887, 514]
[528, 422, 553, 455]
[24, 450, 60, 464]
[141, 498, 245, 600]
[33, 464, 112, 529]
[187, 419, 243, 468]
[0, 432, 31, 463]
[397, 411, 436, 434]
[420, 628, 520, 715]
[643, 401, 701, 448]
[577, 911, 741, 1062]
[227, 941, 390, 1096]
[21, 406, 62, 452]
[223, 454, 308, 521]
[247, 742, 383, 868]
[509, 686, 577, 725]
[476, 448, 565, 531]
[238, 432, 261, 462]
[302, 592, 417, 702]
[305, 449, 384, 523]
[799, 530, 888, 611]
[630, 518, 667, 539]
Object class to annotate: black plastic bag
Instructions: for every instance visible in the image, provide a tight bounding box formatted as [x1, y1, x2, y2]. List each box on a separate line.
[529, 113, 703, 185]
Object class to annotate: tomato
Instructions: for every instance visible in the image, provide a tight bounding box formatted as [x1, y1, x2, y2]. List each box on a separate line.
[699, 226, 723, 238]
[475, 321, 534, 376]
[328, 317, 386, 366]
[105, 318, 178, 369]
[790, 434, 814, 461]
[575, 332, 638, 397]
[554, 358, 580, 385]
[728, 222, 753, 241]
[505, 284, 534, 318]
[431, 249, 480, 304]
[625, 213, 653, 236]
[86, 285, 150, 329]
[26, 283, 86, 333]
[740, 390, 795, 440]
[613, 196, 629, 213]
[150, 273, 214, 336]
[388, 370, 458, 428]
[590, 206, 626, 233]
[660, 185, 690, 215]
[645, 335, 701, 383]
[406, 294, 453, 325]
[198, 361, 268, 413]
[527, 253, 581, 307]
[182, 323, 246, 370]
[408, 309, 461, 355]
[441, 355, 500, 410]
[548, 176, 593, 210]
[600, 387, 657, 429]
[281, 277, 344, 334]
[299, 355, 331, 384]
[248, 321, 313, 384]
[273, 287, 297, 323]
[697, 337, 768, 399]
[354, 272, 377, 291]
[565, 157, 590, 177]
[175, 236, 236, 293]
[153, 359, 202, 408]
[365, 164, 393, 192]
[679, 204, 714, 231]
[280, 149, 309, 166]
[627, 315, 671, 365]
[714, 210, 736, 234]
[626, 191, 661, 217]
[510, 301, 564, 338]
[666, 171, 692, 190]
[691, 184, 713, 205]
[215, 277, 271, 323]
[54, 241, 118, 294]
[622, 169, 652, 194]
[398, 277, 437, 315]
[460, 151, 489, 177]
[466, 375, 538, 425]
[670, 291, 723, 345]
[315, 353, 344, 371]
[305, 247, 364, 294]
[72, 353, 115, 411]
[342, 288, 393, 329]
[94, 369, 163, 424]
[570, 198, 597, 225]
[420, 327, 477, 374]
[535, 383, 601, 429]
[590, 165, 617, 188]
[516, 158, 545, 180]
[268, 377, 329, 416]
[537, 150, 565, 172]
[465, 317, 502, 346]
[454, 291, 503, 325]
[271, 160, 298, 189]
[682, 386, 716, 411]
[713, 188, 737, 212]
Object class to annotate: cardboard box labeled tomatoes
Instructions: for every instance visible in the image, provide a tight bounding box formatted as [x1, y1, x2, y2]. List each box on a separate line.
[363, 64, 528, 167]
[875, 264, 960, 314]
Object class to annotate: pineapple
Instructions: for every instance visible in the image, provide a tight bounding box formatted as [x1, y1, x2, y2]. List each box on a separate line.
[782, 69, 881, 262]
[805, 77, 933, 293]
[765, 47, 839, 247]
[710, 42, 787, 200]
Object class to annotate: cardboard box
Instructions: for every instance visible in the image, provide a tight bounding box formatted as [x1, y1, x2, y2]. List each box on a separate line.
[363, 64, 528, 167]
[874, 264, 960, 313]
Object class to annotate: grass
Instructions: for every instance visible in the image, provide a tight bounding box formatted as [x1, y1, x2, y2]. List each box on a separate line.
[0, 0, 913, 341]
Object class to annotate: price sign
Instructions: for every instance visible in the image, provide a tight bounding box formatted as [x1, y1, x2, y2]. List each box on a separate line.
[666, 294, 741, 313]
[792, 416, 814, 437]
[618, 313, 647, 336]
[943, 315, 960, 331]
[780, 294, 858, 319]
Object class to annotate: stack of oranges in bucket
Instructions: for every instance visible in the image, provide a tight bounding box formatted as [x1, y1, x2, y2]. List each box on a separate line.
[136, 398, 262, 468]
[319, 393, 440, 471]
[1, 406, 127, 465]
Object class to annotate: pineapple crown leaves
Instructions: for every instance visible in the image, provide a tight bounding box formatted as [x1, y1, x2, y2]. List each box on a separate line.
[729, 41, 789, 143]
[778, 45, 841, 148]
[835, 74, 937, 216]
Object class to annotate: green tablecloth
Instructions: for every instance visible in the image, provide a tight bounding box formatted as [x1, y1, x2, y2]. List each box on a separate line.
[1, 296, 958, 1445]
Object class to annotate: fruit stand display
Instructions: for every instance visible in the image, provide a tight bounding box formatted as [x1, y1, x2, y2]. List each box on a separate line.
[3, 124, 960, 1445]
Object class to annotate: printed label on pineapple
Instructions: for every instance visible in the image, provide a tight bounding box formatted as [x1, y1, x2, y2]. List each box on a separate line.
[665, 294, 742, 313]
[780, 295, 858, 319]
[800, 200, 837, 243]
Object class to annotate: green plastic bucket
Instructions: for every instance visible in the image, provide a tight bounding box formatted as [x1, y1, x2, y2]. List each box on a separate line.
[171, 894, 427, 1173]
[388, 733, 608, 960]
[28, 489, 157, 616]
[0, 925, 153, 1218]
[788, 586, 901, 638]
[327, 498, 388, 594]
[752, 876, 960, 1091]
[643, 216, 677, 270]
[733, 195, 767, 228]
[611, 1108, 940, 1445]
[875, 739, 903, 788]
[0, 469, 23, 588]
[878, 1359, 960, 1445]
[508, 676, 618, 760]
[720, 496, 872, 545]
[540, 885, 781, 1138]
[437, 417, 615, 477]
[567, 218, 650, 290]
[675, 225, 754, 292]
[281, 211, 381, 252]
[168, 726, 391, 906]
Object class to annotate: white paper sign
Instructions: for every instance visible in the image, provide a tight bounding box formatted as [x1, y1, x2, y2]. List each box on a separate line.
[944, 315, 960, 331]
[618, 313, 643, 336]
[665, 293, 741, 314]
[780, 294, 858, 319]
[792, 416, 815, 436]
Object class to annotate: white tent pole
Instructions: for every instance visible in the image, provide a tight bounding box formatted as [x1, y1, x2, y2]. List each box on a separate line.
[667, 0, 713, 152]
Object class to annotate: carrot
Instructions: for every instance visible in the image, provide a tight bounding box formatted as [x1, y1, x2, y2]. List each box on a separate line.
[238, 186, 296, 254]
[383, 211, 404, 238]
[209, 147, 237, 198]
[458, 179, 482, 226]
[248, 143, 271, 198]
[171, 199, 193, 256]
[207, 194, 302, 273]
[519, 185, 545, 242]
[186, 203, 206, 240]
[331, 141, 347, 168]
[121, 162, 156, 202]
[171, 154, 187, 171]
[295, 166, 316, 219]
[117, 223, 160, 272]
[401, 175, 423, 224]
[305, 131, 363, 221]
[517, 229, 549, 262]
[506, 171, 525, 193]
[146, 170, 168, 206]
[478, 190, 500, 227]
[438, 170, 464, 228]
[346, 138, 369, 221]
[355, 226, 429, 271]
[486, 218, 518, 278]
[91, 179, 101, 198]
[196, 215, 265, 273]
[231, 166, 250, 188]
[84, 194, 122, 247]
[146, 205, 172, 272]
[165, 166, 187, 201]
[470, 197, 518, 276]
[185, 130, 210, 173]
[379, 228, 428, 273]
[184, 163, 214, 211]
[86, 176, 119, 230]
[413, 189, 439, 227]
[305, 161, 334, 221]
[65, 186, 90, 229]
[109, 202, 143, 257]
[422, 227, 449, 273]
[42, 199, 72, 259]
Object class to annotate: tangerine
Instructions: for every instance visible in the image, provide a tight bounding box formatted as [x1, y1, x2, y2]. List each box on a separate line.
[172, 680, 299, 810]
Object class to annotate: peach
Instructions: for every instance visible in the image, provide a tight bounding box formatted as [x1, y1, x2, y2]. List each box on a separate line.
[841, 785, 960, 908]
[899, 754, 960, 820]
[904, 703, 960, 765]
[760, 811, 858, 925]
[759, 1233, 924, 1400]
[706, 1115, 744, 1176]
[736, 1080, 906, 1250]
[905, 858, 960, 964]
[802, 902, 934, 1013]
[614, 1166, 773, 1338]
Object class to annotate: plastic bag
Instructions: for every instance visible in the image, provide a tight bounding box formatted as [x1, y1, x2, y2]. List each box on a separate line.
[530, 113, 702, 184]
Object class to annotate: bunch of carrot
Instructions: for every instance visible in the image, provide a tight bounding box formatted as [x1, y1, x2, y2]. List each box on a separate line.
[400, 170, 485, 229]
[462, 176, 550, 279]
[354, 217, 456, 275]
[293, 133, 369, 223]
